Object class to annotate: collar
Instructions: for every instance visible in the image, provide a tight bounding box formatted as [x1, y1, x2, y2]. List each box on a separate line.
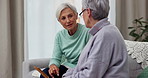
[89, 18, 110, 36]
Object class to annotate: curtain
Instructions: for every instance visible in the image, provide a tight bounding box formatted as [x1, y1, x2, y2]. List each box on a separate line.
[116, 0, 148, 40]
[0, 0, 24, 78]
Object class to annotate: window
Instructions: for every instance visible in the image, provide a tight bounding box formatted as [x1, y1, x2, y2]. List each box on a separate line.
[24, 0, 116, 60]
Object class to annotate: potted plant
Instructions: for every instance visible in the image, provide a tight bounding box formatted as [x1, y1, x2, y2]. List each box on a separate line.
[128, 17, 148, 42]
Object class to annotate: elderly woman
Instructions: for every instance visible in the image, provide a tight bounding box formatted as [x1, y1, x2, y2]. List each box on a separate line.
[40, 3, 90, 78]
[63, 0, 129, 78]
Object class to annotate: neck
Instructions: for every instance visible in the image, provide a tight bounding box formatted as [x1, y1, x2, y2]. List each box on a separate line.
[89, 18, 99, 28]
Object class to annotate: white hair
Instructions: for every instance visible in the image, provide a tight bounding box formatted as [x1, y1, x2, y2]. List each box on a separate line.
[82, 0, 110, 20]
[56, 3, 78, 20]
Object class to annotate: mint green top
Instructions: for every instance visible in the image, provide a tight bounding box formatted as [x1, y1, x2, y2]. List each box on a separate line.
[49, 23, 91, 68]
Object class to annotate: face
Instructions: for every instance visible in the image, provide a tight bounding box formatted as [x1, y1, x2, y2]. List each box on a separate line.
[58, 8, 78, 31]
[82, 8, 91, 28]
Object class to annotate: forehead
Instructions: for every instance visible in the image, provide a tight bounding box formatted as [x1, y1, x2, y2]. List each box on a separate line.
[60, 8, 75, 16]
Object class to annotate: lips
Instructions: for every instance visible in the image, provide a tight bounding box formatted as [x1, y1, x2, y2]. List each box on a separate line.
[67, 24, 73, 27]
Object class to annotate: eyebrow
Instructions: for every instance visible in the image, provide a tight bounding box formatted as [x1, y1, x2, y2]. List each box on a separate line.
[60, 12, 74, 17]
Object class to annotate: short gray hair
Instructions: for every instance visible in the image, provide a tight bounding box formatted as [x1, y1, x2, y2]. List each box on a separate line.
[56, 3, 78, 20]
[82, 0, 110, 20]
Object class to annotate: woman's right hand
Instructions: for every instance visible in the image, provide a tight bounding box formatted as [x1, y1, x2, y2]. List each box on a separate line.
[48, 64, 59, 78]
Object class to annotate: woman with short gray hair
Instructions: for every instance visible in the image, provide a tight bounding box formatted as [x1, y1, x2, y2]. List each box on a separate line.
[56, 3, 78, 20]
[82, 0, 110, 20]
[40, 3, 91, 78]
[63, 0, 129, 78]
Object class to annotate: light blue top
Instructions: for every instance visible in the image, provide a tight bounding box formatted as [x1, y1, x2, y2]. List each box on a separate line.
[49, 23, 91, 68]
[63, 18, 129, 78]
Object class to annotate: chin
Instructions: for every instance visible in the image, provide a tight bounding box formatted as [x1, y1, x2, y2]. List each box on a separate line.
[84, 22, 89, 28]
[85, 25, 91, 28]
[67, 27, 73, 31]
[86, 25, 89, 28]
[85, 23, 92, 28]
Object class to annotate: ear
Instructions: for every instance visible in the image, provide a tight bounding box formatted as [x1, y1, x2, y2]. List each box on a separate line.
[87, 8, 91, 17]
[58, 19, 62, 23]
[76, 13, 78, 19]
[58, 19, 60, 22]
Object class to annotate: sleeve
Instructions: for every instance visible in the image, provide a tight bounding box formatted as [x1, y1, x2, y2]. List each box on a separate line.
[63, 60, 108, 78]
[63, 36, 115, 78]
[49, 33, 62, 67]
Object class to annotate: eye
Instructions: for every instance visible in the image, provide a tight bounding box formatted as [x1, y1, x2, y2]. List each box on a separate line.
[61, 17, 66, 20]
[68, 14, 73, 18]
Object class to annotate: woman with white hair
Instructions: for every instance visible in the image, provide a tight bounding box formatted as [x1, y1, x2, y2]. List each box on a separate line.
[40, 3, 91, 78]
[63, 0, 129, 78]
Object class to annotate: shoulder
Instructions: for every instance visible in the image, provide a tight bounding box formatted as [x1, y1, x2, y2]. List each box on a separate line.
[95, 25, 124, 44]
[78, 23, 89, 29]
[78, 23, 90, 32]
[56, 29, 67, 36]
[55, 29, 67, 40]
[93, 25, 115, 42]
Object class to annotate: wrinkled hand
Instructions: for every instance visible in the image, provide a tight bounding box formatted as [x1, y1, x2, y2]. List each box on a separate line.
[48, 64, 59, 78]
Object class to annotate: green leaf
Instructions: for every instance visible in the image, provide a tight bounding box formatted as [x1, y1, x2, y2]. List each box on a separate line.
[142, 33, 148, 42]
[141, 21, 148, 24]
[129, 31, 139, 38]
[128, 27, 134, 29]
[137, 26, 145, 28]
[135, 36, 141, 41]
[129, 17, 148, 42]
[143, 38, 148, 42]
[140, 30, 146, 36]
[129, 30, 136, 35]
[134, 17, 144, 26]
[137, 20, 143, 26]
[145, 28, 148, 32]
[138, 17, 143, 20]
[145, 25, 148, 28]
[146, 36, 148, 40]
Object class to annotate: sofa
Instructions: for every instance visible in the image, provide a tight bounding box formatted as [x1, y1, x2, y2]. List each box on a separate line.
[23, 40, 148, 78]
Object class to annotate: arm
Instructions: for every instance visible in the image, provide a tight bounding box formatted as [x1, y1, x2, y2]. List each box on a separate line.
[63, 35, 126, 78]
[49, 33, 63, 77]
[63, 38, 111, 78]
[49, 33, 63, 67]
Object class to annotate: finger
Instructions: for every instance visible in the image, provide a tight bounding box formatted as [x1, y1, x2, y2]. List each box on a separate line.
[54, 68, 59, 76]
[49, 65, 59, 76]
[48, 69, 51, 75]
[49, 69, 54, 78]
[53, 69, 56, 74]
[50, 72, 54, 78]
[51, 66, 59, 76]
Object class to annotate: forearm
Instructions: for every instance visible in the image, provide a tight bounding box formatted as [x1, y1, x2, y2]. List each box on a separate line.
[49, 58, 61, 67]
[63, 59, 106, 78]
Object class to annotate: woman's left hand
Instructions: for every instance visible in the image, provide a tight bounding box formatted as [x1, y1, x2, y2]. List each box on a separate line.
[49, 64, 59, 78]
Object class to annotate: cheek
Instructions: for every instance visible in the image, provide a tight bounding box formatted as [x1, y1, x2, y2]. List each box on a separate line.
[59, 21, 66, 28]
[83, 16, 86, 23]
[59, 20, 65, 25]
[83, 17, 89, 27]
[72, 15, 78, 22]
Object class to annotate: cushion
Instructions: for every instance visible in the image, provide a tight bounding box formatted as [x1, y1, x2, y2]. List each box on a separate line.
[124, 40, 148, 69]
[137, 67, 148, 78]
[128, 55, 143, 78]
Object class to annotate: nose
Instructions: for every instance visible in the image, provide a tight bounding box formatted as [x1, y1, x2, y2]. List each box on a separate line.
[66, 18, 70, 23]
